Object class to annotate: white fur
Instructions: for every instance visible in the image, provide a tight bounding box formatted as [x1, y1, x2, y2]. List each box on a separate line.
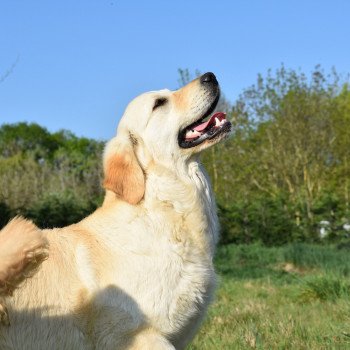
[76, 245, 98, 292]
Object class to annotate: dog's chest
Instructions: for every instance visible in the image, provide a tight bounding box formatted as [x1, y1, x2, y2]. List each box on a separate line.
[103, 204, 217, 339]
[132, 171, 218, 336]
[126, 236, 216, 336]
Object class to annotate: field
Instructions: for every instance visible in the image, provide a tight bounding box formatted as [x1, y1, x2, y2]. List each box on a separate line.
[189, 243, 350, 350]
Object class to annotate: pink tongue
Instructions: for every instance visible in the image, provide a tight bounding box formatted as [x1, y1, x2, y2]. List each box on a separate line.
[193, 112, 225, 131]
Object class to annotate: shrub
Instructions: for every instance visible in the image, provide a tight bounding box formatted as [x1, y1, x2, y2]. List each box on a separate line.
[26, 192, 99, 228]
[219, 196, 297, 246]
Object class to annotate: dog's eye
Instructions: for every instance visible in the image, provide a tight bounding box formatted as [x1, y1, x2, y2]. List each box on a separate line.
[153, 98, 167, 111]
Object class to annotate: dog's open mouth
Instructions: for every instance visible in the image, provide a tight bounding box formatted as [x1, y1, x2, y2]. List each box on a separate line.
[178, 111, 232, 148]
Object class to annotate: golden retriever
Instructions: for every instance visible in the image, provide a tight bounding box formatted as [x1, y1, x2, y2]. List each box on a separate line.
[0, 72, 231, 349]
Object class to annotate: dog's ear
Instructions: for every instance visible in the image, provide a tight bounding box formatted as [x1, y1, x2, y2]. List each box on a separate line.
[103, 134, 145, 205]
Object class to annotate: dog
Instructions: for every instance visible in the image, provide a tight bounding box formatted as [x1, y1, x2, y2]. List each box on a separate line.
[0, 72, 231, 349]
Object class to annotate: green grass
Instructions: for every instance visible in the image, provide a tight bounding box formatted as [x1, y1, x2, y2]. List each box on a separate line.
[188, 243, 350, 350]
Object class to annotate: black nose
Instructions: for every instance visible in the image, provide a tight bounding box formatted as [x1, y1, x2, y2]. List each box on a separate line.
[200, 72, 218, 85]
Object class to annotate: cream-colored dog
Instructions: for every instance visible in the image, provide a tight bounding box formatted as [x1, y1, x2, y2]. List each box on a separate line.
[0, 73, 231, 349]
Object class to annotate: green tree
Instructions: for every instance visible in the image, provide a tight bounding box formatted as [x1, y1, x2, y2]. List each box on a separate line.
[0, 122, 104, 228]
[204, 66, 348, 244]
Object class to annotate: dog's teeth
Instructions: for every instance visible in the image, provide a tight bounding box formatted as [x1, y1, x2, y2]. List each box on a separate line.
[185, 129, 201, 139]
[215, 117, 220, 127]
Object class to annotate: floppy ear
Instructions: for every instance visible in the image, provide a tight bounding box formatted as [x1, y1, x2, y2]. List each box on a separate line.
[103, 135, 145, 205]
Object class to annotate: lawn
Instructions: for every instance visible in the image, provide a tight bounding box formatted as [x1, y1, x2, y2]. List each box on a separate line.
[189, 243, 350, 350]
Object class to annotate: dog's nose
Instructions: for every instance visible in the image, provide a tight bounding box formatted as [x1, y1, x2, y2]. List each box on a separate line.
[200, 72, 218, 85]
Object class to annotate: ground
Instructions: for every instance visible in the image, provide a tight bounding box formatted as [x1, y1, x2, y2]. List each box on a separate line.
[189, 243, 350, 350]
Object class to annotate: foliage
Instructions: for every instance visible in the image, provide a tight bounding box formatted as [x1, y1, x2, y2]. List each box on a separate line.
[0, 122, 59, 159]
[25, 192, 99, 228]
[201, 65, 350, 245]
[218, 196, 298, 246]
[0, 122, 104, 229]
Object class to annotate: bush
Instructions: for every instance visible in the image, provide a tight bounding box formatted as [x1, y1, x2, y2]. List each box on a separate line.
[219, 196, 298, 246]
[26, 192, 99, 228]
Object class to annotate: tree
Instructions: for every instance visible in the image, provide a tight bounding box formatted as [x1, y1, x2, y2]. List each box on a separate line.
[0, 123, 104, 228]
[203, 66, 349, 244]
[330, 85, 350, 216]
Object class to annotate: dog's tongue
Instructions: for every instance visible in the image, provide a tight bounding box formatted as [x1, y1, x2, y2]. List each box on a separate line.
[193, 112, 225, 132]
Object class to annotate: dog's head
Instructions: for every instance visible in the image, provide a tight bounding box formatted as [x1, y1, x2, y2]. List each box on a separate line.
[103, 72, 232, 204]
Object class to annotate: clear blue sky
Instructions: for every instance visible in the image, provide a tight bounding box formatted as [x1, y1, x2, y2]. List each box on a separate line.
[1, 0, 349, 140]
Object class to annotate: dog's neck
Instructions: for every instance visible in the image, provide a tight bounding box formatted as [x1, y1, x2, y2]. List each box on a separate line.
[143, 158, 219, 256]
[144, 159, 211, 207]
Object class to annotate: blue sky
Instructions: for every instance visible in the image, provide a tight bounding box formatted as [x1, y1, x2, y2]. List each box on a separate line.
[0, 0, 349, 140]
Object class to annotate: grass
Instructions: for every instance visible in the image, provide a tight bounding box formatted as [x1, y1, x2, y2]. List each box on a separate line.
[188, 243, 350, 349]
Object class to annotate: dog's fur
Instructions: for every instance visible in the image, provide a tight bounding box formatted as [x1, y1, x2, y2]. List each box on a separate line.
[0, 75, 229, 349]
[0, 218, 49, 326]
